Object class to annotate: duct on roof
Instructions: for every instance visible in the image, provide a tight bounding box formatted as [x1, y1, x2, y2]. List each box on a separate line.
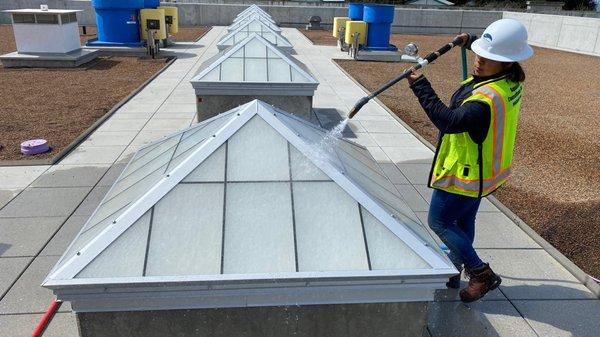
[229, 14, 281, 33]
[216, 19, 292, 52]
[44, 99, 455, 307]
[191, 33, 318, 122]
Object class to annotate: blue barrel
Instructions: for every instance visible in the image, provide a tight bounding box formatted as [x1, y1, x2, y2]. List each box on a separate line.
[92, 0, 145, 44]
[144, 0, 160, 8]
[348, 3, 364, 20]
[363, 4, 395, 50]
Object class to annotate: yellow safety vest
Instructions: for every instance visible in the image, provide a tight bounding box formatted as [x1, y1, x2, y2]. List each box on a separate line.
[429, 75, 523, 198]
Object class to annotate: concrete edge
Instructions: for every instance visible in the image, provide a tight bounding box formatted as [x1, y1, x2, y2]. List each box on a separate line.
[0, 57, 177, 167]
[193, 26, 213, 43]
[331, 58, 600, 299]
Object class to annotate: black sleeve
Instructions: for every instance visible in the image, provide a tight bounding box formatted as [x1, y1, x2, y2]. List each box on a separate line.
[409, 75, 490, 143]
[465, 33, 478, 51]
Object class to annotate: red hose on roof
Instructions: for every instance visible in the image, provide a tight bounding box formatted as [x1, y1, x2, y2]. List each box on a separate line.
[31, 300, 62, 337]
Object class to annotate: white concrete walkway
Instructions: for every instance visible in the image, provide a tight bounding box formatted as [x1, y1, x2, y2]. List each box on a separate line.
[0, 27, 598, 337]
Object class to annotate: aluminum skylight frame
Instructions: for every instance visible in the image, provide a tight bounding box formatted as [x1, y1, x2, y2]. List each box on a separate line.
[216, 20, 293, 52]
[44, 100, 456, 311]
[228, 15, 281, 33]
[192, 33, 318, 96]
[234, 10, 276, 25]
[235, 5, 273, 22]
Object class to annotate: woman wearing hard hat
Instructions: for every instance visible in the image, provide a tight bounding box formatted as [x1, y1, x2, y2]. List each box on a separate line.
[407, 19, 534, 302]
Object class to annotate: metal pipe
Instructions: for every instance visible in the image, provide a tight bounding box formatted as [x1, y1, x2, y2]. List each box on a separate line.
[347, 35, 466, 119]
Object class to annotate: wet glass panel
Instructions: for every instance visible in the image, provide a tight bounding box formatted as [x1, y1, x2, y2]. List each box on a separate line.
[220, 58, 244, 82]
[146, 184, 224, 276]
[361, 207, 430, 270]
[245, 58, 267, 82]
[183, 143, 226, 182]
[227, 116, 289, 181]
[293, 182, 369, 271]
[274, 112, 344, 171]
[289, 144, 330, 181]
[244, 38, 267, 58]
[76, 210, 151, 278]
[267, 58, 290, 82]
[223, 182, 295, 274]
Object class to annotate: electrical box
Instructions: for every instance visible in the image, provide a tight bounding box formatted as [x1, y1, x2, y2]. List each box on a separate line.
[344, 21, 367, 45]
[333, 17, 350, 38]
[140, 8, 166, 40]
[159, 6, 178, 35]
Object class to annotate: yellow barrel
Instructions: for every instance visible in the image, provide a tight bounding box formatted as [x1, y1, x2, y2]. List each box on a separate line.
[333, 17, 350, 38]
[159, 6, 179, 35]
[140, 8, 167, 40]
[344, 21, 367, 45]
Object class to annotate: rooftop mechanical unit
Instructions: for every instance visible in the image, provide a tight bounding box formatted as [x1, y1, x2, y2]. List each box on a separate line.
[191, 33, 318, 122]
[0, 8, 98, 68]
[43, 100, 456, 337]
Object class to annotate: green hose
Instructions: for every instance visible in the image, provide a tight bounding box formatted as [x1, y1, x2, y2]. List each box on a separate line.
[461, 47, 468, 80]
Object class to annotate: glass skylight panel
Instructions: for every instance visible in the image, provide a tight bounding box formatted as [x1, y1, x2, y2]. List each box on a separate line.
[244, 58, 268, 82]
[244, 38, 267, 57]
[218, 22, 292, 50]
[267, 58, 290, 82]
[289, 145, 330, 181]
[361, 207, 430, 269]
[227, 116, 290, 181]
[77, 210, 151, 278]
[223, 182, 296, 274]
[220, 58, 244, 81]
[146, 184, 224, 276]
[294, 182, 369, 272]
[183, 144, 226, 182]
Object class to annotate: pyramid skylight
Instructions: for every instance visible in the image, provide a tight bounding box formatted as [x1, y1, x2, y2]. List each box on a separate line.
[217, 20, 292, 51]
[228, 14, 281, 33]
[44, 100, 455, 312]
[192, 34, 317, 95]
[234, 8, 276, 25]
[235, 5, 271, 20]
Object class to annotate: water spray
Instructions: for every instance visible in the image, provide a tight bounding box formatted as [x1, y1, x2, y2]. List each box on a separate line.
[347, 36, 466, 119]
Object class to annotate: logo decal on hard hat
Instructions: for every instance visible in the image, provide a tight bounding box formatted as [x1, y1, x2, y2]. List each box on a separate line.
[483, 33, 493, 42]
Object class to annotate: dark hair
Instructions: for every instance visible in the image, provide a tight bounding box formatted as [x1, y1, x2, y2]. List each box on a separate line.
[505, 62, 526, 82]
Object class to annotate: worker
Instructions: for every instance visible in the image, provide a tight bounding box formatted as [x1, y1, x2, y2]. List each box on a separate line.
[406, 19, 533, 302]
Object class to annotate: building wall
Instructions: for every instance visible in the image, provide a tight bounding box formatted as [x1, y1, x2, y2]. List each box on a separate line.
[503, 11, 600, 56]
[197, 95, 313, 122]
[1, 1, 598, 56]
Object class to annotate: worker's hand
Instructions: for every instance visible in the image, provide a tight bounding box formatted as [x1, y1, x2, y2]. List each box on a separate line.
[455, 33, 470, 47]
[406, 68, 422, 85]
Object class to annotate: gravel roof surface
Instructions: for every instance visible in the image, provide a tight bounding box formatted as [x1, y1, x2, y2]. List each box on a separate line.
[0, 25, 167, 162]
[301, 30, 600, 278]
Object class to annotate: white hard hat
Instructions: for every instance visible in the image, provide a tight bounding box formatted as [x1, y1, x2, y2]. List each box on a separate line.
[471, 19, 534, 62]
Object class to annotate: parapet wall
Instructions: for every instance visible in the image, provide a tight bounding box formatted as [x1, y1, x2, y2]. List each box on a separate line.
[503, 11, 600, 56]
[0, 1, 598, 56]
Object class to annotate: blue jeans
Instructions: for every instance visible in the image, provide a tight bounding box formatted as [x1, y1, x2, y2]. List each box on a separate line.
[428, 188, 485, 270]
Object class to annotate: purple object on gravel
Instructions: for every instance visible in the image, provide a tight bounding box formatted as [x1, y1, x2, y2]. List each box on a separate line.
[20, 139, 50, 155]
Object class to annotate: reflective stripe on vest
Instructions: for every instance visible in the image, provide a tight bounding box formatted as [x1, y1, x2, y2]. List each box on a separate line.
[429, 77, 521, 198]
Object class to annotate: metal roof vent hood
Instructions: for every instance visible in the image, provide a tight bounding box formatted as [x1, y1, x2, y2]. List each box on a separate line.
[191, 33, 318, 123]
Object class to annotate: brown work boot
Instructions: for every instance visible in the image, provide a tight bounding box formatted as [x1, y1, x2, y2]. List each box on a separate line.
[459, 263, 502, 303]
